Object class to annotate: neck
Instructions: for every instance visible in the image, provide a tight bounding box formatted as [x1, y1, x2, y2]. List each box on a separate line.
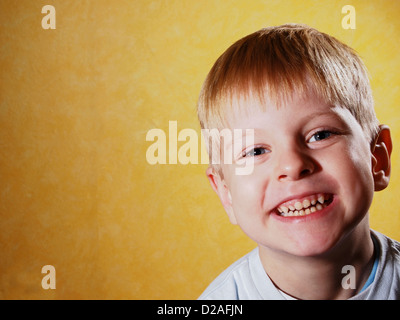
[258, 220, 375, 300]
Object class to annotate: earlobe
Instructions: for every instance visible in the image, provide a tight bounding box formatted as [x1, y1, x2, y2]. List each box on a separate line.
[371, 125, 392, 191]
[206, 167, 237, 224]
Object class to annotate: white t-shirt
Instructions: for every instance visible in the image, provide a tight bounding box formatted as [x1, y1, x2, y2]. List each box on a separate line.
[198, 230, 400, 300]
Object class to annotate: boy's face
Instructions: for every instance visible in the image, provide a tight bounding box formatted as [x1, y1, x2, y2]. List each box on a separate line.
[208, 92, 391, 257]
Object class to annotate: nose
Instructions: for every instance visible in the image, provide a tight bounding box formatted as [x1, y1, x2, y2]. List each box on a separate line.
[275, 145, 316, 181]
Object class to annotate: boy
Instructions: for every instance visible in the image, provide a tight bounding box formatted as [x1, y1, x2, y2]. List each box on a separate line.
[197, 24, 400, 300]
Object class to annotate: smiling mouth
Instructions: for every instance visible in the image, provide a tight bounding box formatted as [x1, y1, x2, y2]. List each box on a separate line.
[276, 193, 333, 217]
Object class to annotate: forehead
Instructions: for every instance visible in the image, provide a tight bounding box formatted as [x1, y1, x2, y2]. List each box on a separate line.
[223, 88, 336, 129]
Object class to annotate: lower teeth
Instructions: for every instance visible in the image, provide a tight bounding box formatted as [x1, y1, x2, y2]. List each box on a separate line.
[280, 203, 327, 217]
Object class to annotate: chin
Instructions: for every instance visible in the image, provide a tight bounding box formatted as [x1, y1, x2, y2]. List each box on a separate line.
[281, 231, 344, 258]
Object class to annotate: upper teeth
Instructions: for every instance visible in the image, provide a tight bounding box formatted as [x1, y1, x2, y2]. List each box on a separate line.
[277, 194, 330, 217]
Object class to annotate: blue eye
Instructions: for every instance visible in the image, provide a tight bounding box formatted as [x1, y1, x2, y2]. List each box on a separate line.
[243, 147, 269, 157]
[309, 130, 332, 143]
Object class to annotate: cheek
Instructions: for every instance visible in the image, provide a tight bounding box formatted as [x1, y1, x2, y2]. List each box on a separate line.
[229, 175, 267, 219]
[331, 144, 374, 212]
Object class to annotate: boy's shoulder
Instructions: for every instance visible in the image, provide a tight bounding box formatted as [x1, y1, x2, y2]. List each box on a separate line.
[373, 229, 400, 264]
[198, 248, 259, 300]
[351, 230, 400, 300]
[198, 248, 282, 300]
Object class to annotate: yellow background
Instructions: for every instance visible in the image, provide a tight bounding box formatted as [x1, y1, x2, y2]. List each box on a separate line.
[0, 0, 399, 299]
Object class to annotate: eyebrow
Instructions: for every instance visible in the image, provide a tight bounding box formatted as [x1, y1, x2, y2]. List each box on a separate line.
[303, 109, 351, 127]
[223, 128, 255, 151]
[224, 106, 351, 147]
[236, 108, 349, 137]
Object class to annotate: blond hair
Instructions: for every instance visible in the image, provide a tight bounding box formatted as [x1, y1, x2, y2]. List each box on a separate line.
[197, 24, 379, 146]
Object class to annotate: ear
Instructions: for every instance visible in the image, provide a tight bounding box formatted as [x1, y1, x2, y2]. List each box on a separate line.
[206, 167, 237, 225]
[371, 125, 392, 191]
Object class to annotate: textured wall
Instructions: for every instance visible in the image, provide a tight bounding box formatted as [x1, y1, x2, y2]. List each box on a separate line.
[0, 0, 399, 299]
